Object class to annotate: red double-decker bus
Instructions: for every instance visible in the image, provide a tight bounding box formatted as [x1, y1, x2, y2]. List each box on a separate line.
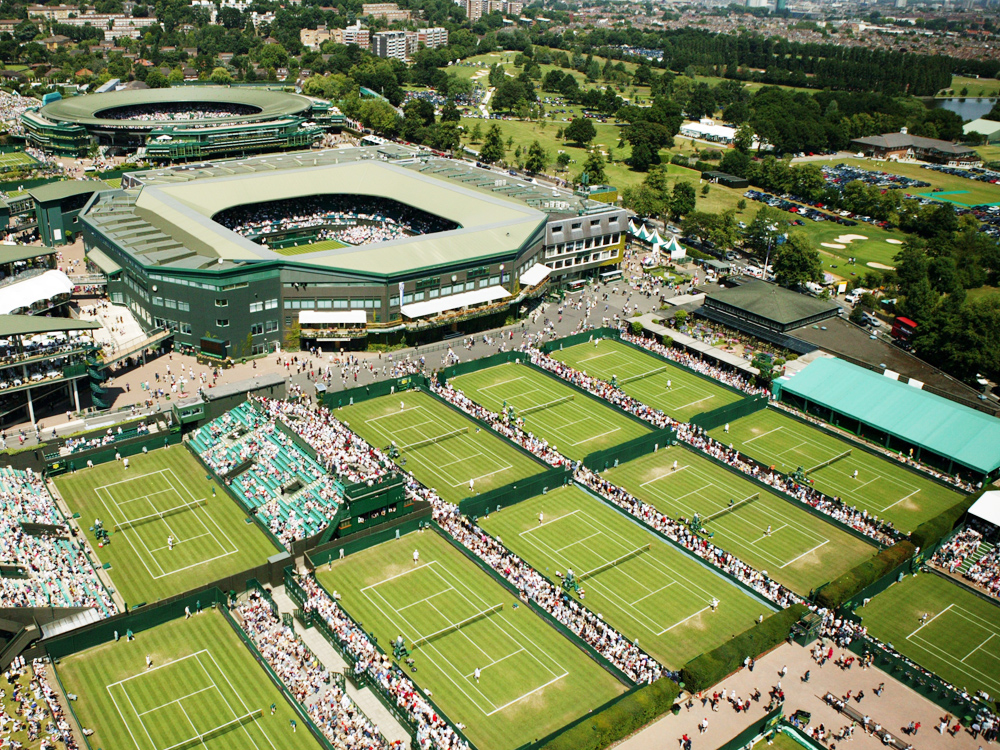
[891, 316, 918, 347]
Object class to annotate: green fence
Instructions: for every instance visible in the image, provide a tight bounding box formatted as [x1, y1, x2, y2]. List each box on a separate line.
[437, 349, 524, 383]
[539, 327, 620, 354]
[322, 374, 429, 410]
[716, 706, 784, 750]
[840, 557, 920, 612]
[47, 429, 183, 475]
[582, 428, 675, 472]
[459, 466, 572, 519]
[307, 511, 430, 567]
[691, 395, 769, 432]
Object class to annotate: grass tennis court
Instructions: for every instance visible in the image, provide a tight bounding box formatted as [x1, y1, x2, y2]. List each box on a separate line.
[858, 572, 1000, 699]
[0, 151, 37, 170]
[601, 447, 877, 594]
[550, 338, 743, 421]
[273, 238, 347, 255]
[339, 389, 546, 503]
[55, 448, 280, 605]
[316, 528, 625, 750]
[56, 608, 323, 750]
[709, 409, 961, 533]
[450, 362, 651, 461]
[478, 485, 768, 668]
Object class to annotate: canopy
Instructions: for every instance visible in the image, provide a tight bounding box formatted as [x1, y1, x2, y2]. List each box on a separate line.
[298, 310, 367, 326]
[967, 491, 1000, 528]
[401, 285, 510, 319]
[519, 263, 551, 287]
[85, 248, 122, 276]
[0, 270, 73, 314]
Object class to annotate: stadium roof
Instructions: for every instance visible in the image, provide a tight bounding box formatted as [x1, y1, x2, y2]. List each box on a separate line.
[0, 315, 100, 336]
[28, 180, 109, 203]
[705, 280, 841, 326]
[0, 245, 56, 264]
[775, 357, 1000, 475]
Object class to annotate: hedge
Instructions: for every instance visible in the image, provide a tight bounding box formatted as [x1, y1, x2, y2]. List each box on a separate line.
[814, 541, 915, 610]
[536, 677, 679, 750]
[679, 603, 808, 694]
[909, 492, 982, 551]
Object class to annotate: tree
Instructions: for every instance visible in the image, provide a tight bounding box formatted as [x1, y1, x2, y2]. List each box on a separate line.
[556, 152, 571, 171]
[564, 117, 596, 147]
[145, 70, 169, 88]
[479, 124, 505, 164]
[525, 141, 547, 173]
[733, 122, 754, 154]
[701, 183, 710, 196]
[469, 122, 483, 143]
[773, 234, 822, 288]
[622, 184, 665, 218]
[440, 100, 461, 123]
[210, 67, 232, 85]
[669, 181, 696, 221]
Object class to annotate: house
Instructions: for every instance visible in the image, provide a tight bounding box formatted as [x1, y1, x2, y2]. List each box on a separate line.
[963, 118, 1000, 145]
[75, 68, 93, 77]
[850, 129, 982, 167]
[42, 35, 71, 51]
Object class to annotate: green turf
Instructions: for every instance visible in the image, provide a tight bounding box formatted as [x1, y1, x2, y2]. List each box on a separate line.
[551, 338, 743, 422]
[478, 485, 769, 669]
[0, 151, 37, 168]
[709, 409, 961, 533]
[54, 448, 280, 606]
[337, 389, 546, 504]
[450, 362, 652, 461]
[316, 528, 625, 750]
[601, 446, 878, 594]
[56, 608, 324, 750]
[858, 571, 1000, 699]
[752, 732, 802, 750]
[272, 239, 347, 255]
[833, 157, 1000, 209]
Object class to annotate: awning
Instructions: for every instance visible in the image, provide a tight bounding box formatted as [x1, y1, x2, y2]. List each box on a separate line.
[0, 270, 73, 314]
[401, 285, 511, 319]
[600, 269, 623, 279]
[967, 491, 1000, 527]
[85, 248, 121, 276]
[298, 310, 367, 326]
[519, 263, 552, 287]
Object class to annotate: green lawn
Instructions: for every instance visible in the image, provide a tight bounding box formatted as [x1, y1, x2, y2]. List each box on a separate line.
[602, 446, 877, 595]
[56, 609, 323, 750]
[478, 485, 770, 669]
[550, 338, 743, 422]
[832, 157, 1000, 207]
[316, 528, 625, 750]
[858, 571, 1000, 699]
[710, 409, 962, 533]
[450, 362, 652, 461]
[273, 238, 347, 255]
[976, 144, 1000, 164]
[753, 732, 803, 750]
[0, 151, 37, 169]
[940, 75, 1000, 97]
[336, 389, 546, 503]
[54, 447, 280, 606]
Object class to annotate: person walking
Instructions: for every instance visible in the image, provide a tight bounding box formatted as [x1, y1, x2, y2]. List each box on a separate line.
[700, 718, 708, 734]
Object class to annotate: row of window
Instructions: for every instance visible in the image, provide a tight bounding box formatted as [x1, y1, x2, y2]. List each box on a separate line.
[152, 297, 191, 312]
[551, 216, 620, 234]
[545, 233, 621, 259]
[284, 299, 382, 310]
[249, 299, 278, 313]
[154, 318, 193, 335]
[546, 249, 614, 271]
[123, 274, 149, 302]
[250, 321, 280, 335]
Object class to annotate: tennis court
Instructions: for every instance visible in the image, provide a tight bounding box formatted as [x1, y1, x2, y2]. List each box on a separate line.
[450, 362, 651, 461]
[602, 448, 877, 594]
[316, 529, 624, 750]
[340, 389, 546, 503]
[479, 485, 767, 668]
[709, 409, 961, 532]
[551, 338, 742, 421]
[55, 448, 280, 604]
[56, 609, 323, 750]
[0, 151, 37, 171]
[859, 572, 1000, 699]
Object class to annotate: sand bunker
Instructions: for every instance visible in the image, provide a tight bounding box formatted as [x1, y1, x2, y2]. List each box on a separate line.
[885, 239, 903, 245]
[821, 243, 847, 249]
[836, 234, 869, 243]
[867, 262, 895, 270]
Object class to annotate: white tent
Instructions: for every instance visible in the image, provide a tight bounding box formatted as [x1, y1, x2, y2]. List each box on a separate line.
[968, 490, 1000, 528]
[0, 270, 73, 315]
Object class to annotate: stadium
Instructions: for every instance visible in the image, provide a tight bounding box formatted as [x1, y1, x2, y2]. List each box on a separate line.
[21, 86, 343, 159]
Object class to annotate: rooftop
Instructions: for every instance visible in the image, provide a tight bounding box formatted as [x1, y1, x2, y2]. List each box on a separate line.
[851, 132, 975, 155]
[28, 180, 110, 203]
[0, 314, 100, 337]
[705, 280, 841, 326]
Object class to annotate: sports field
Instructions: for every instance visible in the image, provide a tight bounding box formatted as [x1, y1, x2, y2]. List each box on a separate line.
[0, 151, 37, 170]
[55, 448, 280, 605]
[602, 447, 877, 594]
[858, 572, 1000, 699]
[450, 362, 651, 461]
[551, 338, 743, 421]
[478, 485, 768, 668]
[316, 529, 625, 750]
[56, 608, 322, 750]
[708, 409, 961, 532]
[339, 389, 546, 503]
[273, 238, 347, 255]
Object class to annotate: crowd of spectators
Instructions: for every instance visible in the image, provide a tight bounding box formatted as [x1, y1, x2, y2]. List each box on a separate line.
[236, 590, 392, 750]
[64, 421, 151, 455]
[0, 91, 37, 137]
[932, 527, 1000, 599]
[0, 467, 116, 614]
[0, 656, 80, 749]
[101, 102, 259, 122]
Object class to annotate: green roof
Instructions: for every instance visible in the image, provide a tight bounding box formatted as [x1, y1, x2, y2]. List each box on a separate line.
[776, 357, 1000, 475]
[707, 280, 840, 325]
[0, 315, 100, 337]
[0, 245, 56, 264]
[28, 180, 108, 203]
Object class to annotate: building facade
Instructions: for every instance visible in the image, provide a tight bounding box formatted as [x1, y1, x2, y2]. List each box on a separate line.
[372, 30, 408, 60]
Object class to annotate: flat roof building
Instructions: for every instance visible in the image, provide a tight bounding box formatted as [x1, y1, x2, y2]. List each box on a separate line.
[850, 130, 981, 166]
[700, 280, 841, 333]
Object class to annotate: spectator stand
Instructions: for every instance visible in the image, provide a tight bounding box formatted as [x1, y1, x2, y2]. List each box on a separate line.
[928, 490, 1000, 601]
[44, 416, 176, 475]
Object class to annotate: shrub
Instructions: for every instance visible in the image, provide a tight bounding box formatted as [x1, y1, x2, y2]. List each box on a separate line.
[680, 604, 808, 693]
[909, 492, 981, 551]
[814, 541, 915, 610]
[630, 320, 644, 335]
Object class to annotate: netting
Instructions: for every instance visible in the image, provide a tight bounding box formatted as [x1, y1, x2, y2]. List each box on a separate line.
[411, 604, 503, 649]
[115, 498, 206, 532]
[620, 366, 668, 384]
[398, 427, 468, 452]
[578, 545, 651, 581]
[164, 710, 263, 750]
[520, 394, 574, 416]
[805, 450, 852, 476]
[703, 493, 760, 523]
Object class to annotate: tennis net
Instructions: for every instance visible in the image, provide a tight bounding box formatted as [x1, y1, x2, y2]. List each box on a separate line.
[703, 493, 760, 523]
[520, 394, 574, 416]
[116, 497, 206, 532]
[805, 450, 852, 476]
[165, 709, 263, 750]
[577, 545, 651, 582]
[411, 604, 503, 649]
[620, 366, 668, 384]
[398, 427, 468, 452]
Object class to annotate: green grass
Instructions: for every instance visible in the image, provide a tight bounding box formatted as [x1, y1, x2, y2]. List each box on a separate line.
[1, 666, 68, 749]
[450, 362, 652, 461]
[478, 485, 769, 669]
[976, 144, 1000, 163]
[858, 571, 1000, 699]
[337, 389, 546, 504]
[0, 151, 37, 168]
[753, 732, 803, 750]
[941, 75, 1000, 97]
[102, 177, 122, 189]
[833, 157, 1000, 207]
[56, 609, 324, 750]
[316, 528, 625, 750]
[54, 447, 280, 606]
[550, 338, 743, 422]
[601, 446, 878, 595]
[272, 238, 347, 255]
[709, 409, 962, 533]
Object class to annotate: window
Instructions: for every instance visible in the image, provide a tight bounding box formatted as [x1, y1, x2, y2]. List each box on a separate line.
[215, 299, 228, 307]
[590, 219, 601, 227]
[180, 322, 192, 334]
[249, 301, 263, 313]
[571, 222, 582, 230]
[429, 289, 439, 298]
[413, 292, 425, 302]
[300, 300, 315, 309]
[465, 281, 475, 291]
[165, 298, 177, 310]
[152, 296, 163, 306]
[489, 275, 499, 285]
[552, 224, 562, 233]
[250, 322, 264, 335]
[609, 216, 619, 225]
[264, 298, 278, 310]
[266, 320, 279, 333]
[479, 279, 489, 288]
[178, 301, 190, 312]
[216, 319, 229, 327]
[333, 299, 348, 309]
[317, 300, 332, 309]
[251, 343, 268, 355]
[111, 292, 123, 304]
[390, 296, 399, 307]
[401, 294, 413, 304]
[285, 316, 292, 326]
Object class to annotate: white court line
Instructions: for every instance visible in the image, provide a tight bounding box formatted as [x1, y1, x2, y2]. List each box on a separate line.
[671, 393, 716, 412]
[556, 532, 602, 552]
[520, 509, 580, 535]
[630, 582, 676, 607]
[107, 684, 148, 750]
[881, 489, 920, 512]
[659, 606, 712, 635]
[478, 375, 529, 391]
[578, 351, 616, 362]
[743, 426, 784, 444]
[485, 673, 569, 716]
[908, 603, 953, 639]
[366, 405, 426, 422]
[198, 651, 276, 750]
[148, 531, 214, 552]
[138, 685, 216, 715]
[96, 484, 164, 580]
[361, 559, 442, 589]
[638, 465, 689, 486]
[962, 633, 996, 663]
[780, 540, 828, 568]
[398, 588, 456, 612]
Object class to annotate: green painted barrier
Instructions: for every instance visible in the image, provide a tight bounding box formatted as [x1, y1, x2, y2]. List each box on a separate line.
[582, 428, 675, 472]
[715, 706, 784, 750]
[459, 466, 572, 519]
[691, 395, 769, 432]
